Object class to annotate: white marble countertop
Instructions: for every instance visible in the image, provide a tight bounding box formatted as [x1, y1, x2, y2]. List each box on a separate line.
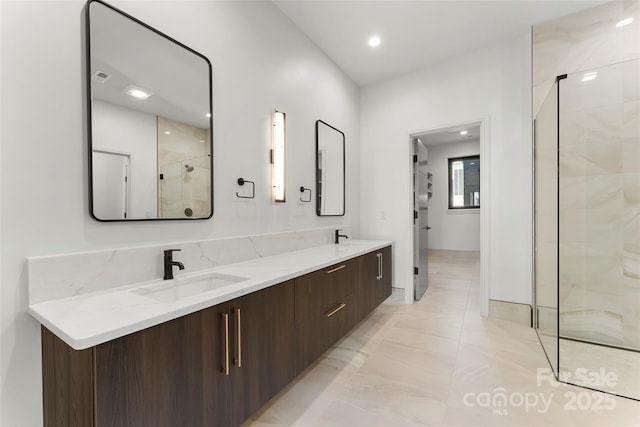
[28, 240, 391, 350]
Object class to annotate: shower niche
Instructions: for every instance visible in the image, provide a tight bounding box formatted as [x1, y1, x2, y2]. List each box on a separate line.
[534, 58, 640, 401]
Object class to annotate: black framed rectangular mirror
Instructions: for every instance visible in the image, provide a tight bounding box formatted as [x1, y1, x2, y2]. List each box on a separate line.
[87, 0, 213, 221]
[316, 120, 345, 216]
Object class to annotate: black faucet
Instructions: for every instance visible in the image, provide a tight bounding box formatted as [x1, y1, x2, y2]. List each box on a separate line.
[334, 229, 349, 244]
[163, 249, 185, 280]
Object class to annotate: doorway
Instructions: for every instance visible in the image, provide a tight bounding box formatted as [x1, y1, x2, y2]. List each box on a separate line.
[410, 120, 485, 306]
[92, 149, 130, 219]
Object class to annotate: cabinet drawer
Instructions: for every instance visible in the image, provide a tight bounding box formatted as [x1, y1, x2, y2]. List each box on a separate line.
[294, 263, 350, 324]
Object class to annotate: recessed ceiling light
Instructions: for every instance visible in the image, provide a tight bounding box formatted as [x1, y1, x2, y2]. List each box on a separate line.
[206, 113, 211, 118]
[460, 130, 468, 135]
[581, 72, 597, 82]
[368, 36, 381, 48]
[124, 85, 153, 100]
[164, 131, 171, 135]
[616, 17, 634, 27]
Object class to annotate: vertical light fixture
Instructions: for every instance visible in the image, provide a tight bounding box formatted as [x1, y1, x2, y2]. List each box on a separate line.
[271, 110, 286, 202]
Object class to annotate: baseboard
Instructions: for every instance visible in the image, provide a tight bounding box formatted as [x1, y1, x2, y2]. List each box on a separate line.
[488, 300, 532, 327]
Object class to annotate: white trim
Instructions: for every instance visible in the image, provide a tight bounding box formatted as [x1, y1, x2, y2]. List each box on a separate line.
[479, 117, 490, 317]
[92, 146, 133, 157]
[447, 209, 480, 214]
[409, 116, 490, 316]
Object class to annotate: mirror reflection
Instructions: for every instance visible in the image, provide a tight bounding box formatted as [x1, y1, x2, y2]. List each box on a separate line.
[88, 0, 213, 220]
[316, 120, 345, 216]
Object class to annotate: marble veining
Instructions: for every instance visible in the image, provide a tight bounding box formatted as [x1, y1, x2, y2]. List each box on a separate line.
[28, 238, 388, 350]
[28, 226, 349, 304]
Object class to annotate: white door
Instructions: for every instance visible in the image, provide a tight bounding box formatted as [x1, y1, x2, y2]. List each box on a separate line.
[92, 150, 129, 220]
[413, 138, 430, 300]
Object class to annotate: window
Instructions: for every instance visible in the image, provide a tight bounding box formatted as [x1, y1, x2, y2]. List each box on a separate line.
[448, 155, 480, 209]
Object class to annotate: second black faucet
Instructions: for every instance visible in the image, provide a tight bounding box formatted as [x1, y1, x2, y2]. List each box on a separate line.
[334, 229, 349, 244]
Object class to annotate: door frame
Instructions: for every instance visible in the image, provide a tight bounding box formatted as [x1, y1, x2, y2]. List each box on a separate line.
[408, 117, 490, 316]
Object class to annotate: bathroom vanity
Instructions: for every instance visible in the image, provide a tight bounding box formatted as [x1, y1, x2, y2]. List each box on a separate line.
[31, 241, 391, 427]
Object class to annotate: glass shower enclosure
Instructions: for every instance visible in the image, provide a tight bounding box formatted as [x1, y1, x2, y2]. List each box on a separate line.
[534, 58, 640, 401]
[159, 154, 211, 218]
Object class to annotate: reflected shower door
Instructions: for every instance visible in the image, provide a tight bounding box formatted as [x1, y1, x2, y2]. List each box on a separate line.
[159, 155, 211, 218]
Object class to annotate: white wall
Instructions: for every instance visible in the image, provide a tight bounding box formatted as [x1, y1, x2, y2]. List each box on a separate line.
[360, 32, 532, 305]
[427, 140, 480, 251]
[0, 1, 359, 425]
[92, 99, 158, 218]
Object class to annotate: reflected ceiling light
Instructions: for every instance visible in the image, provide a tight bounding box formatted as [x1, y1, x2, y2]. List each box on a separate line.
[164, 131, 171, 135]
[616, 17, 634, 27]
[368, 36, 381, 47]
[271, 110, 286, 203]
[581, 72, 597, 82]
[124, 85, 153, 100]
[460, 130, 468, 135]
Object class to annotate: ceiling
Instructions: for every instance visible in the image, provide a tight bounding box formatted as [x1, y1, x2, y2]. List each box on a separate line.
[273, 0, 608, 87]
[416, 124, 481, 147]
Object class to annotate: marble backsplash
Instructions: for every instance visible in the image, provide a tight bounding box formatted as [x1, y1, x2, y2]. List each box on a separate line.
[28, 226, 351, 305]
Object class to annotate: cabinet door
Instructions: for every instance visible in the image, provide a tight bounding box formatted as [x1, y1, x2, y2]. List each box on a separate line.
[358, 246, 393, 316]
[360, 251, 379, 315]
[95, 310, 213, 427]
[228, 280, 295, 426]
[202, 303, 233, 427]
[380, 246, 393, 303]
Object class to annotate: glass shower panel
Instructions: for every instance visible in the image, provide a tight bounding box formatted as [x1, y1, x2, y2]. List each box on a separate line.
[159, 160, 183, 218]
[159, 154, 211, 218]
[558, 59, 640, 400]
[535, 80, 559, 376]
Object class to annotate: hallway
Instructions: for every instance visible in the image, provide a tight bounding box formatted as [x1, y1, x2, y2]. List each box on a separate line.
[245, 250, 640, 426]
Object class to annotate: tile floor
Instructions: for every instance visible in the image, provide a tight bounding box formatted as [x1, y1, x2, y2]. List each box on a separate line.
[243, 250, 640, 426]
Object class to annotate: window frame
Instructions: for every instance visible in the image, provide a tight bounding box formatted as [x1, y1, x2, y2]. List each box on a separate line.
[448, 155, 480, 210]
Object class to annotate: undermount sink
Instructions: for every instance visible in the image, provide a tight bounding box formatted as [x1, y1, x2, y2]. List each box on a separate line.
[132, 273, 248, 303]
[336, 241, 370, 248]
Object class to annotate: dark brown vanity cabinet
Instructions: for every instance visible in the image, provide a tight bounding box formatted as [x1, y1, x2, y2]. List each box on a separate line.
[42, 280, 295, 427]
[294, 259, 359, 374]
[359, 246, 392, 314]
[41, 247, 392, 427]
[223, 280, 296, 426]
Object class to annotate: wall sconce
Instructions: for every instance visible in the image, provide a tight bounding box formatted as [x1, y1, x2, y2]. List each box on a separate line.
[271, 110, 286, 202]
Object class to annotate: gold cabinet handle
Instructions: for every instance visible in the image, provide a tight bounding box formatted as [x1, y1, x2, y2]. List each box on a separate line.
[234, 308, 242, 368]
[326, 264, 346, 274]
[222, 313, 229, 375]
[325, 302, 347, 317]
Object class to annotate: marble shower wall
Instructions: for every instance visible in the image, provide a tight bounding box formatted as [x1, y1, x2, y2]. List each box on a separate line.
[157, 116, 211, 218]
[533, 0, 640, 349]
[533, 0, 640, 116]
[28, 226, 351, 305]
[559, 59, 640, 349]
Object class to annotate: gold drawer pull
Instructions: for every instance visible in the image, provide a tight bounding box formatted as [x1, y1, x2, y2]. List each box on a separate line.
[234, 308, 242, 368]
[326, 265, 346, 274]
[222, 313, 229, 375]
[325, 303, 347, 317]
